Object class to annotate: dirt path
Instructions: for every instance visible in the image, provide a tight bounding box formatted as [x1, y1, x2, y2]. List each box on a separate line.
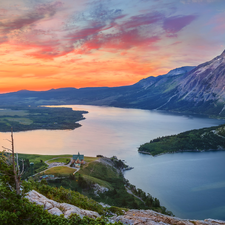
[31, 157, 99, 178]
[45, 157, 72, 167]
[125, 187, 145, 204]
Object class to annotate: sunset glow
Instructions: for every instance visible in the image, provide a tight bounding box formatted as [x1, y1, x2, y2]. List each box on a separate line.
[0, 0, 225, 93]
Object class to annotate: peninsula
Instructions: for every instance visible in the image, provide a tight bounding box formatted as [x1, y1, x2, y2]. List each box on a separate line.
[138, 124, 225, 156]
[0, 106, 87, 132]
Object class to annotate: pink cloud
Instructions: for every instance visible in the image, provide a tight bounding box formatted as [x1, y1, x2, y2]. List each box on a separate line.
[163, 15, 198, 34]
[0, 1, 63, 41]
[121, 12, 163, 29]
[64, 11, 163, 55]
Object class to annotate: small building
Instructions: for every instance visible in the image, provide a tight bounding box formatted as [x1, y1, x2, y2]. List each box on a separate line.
[72, 152, 84, 167]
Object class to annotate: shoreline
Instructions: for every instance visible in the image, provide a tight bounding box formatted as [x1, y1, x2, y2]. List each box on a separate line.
[138, 149, 225, 157]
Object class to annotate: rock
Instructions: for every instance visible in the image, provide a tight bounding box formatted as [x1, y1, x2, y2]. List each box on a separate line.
[48, 207, 63, 216]
[110, 209, 225, 225]
[44, 201, 53, 210]
[25, 190, 225, 224]
[80, 209, 99, 219]
[64, 208, 82, 219]
[25, 190, 100, 219]
[93, 183, 109, 196]
[204, 219, 225, 224]
[99, 202, 111, 208]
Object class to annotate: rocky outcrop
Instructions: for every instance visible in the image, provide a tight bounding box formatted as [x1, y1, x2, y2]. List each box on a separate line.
[111, 209, 225, 225]
[93, 183, 109, 196]
[25, 190, 225, 225]
[25, 190, 100, 219]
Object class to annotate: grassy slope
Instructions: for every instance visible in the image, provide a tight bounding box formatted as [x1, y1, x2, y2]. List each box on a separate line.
[78, 161, 120, 190]
[19, 153, 172, 215]
[139, 124, 225, 156]
[47, 157, 71, 164]
[18, 153, 73, 163]
[76, 161, 149, 210]
[19, 154, 98, 179]
[44, 166, 76, 176]
[19, 154, 97, 164]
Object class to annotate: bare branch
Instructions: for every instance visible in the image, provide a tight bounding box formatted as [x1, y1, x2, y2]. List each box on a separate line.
[16, 153, 19, 172]
[2, 146, 12, 152]
[11, 127, 21, 195]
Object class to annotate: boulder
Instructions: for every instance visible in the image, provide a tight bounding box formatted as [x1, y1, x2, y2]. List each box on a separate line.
[44, 201, 53, 210]
[110, 209, 225, 225]
[25, 190, 100, 219]
[48, 207, 63, 216]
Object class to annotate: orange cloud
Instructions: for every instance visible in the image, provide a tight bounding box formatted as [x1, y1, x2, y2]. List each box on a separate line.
[0, 0, 223, 93]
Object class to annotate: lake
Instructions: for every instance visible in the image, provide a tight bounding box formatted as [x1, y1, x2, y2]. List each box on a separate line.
[1, 105, 225, 220]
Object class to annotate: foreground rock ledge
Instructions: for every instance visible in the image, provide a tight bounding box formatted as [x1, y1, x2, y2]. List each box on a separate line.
[26, 190, 225, 225]
[111, 209, 225, 225]
[25, 190, 100, 219]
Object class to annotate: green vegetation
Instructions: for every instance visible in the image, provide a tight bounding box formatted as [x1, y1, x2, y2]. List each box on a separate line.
[125, 182, 173, 215]
[44, 166, 76, 176]
[30, 180, 107, 215]
[47, 158, 172, 215]
[18, 154, 98, 180]
[18, 154, 71, 179]
[0, 106, 87, 132]
[47, 157, 71, 164]
[18, 153, 72, 163]
[0, 109, 28, 116]
[0, 150, 122, 224]
[0, 179, 122, 225]
[83, 156, 98, 163]
[16, 153, 173, 217]
[139, 124, 225, 156]
[82, 175, 112, 189]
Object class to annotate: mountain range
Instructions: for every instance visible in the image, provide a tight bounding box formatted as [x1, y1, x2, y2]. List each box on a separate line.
[1, 50, 225, 117]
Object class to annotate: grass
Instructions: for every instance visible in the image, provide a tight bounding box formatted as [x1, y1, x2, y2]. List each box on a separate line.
[0, 106, 86, 132]
[18, 154, 73, 164]
[19, 154, 98, 164]
[47, 157, 97, 164]
[18, 153, 98, 180]
[79, 161, 119, 180]
[0, 109, 28, 116]
[84, 156, 98, 163]
[81, 174, 113, 190]
[44, 166, 76, 176]
[47, 157, 71, 164]
[1, 117, 33, 125]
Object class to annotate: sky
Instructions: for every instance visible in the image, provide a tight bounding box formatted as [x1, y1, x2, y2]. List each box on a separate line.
[0, 0, 225, 93]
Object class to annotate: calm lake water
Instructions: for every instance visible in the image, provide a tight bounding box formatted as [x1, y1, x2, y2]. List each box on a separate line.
[1, 105, 225, 220]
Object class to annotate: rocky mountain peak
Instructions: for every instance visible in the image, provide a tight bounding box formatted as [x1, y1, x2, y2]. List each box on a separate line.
[221, 49, 225, 58]
[177, 49, 225, 108]
[165, 66, 195, 77]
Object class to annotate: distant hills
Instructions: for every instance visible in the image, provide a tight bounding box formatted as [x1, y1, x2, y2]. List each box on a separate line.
[1, 50, 225, 117]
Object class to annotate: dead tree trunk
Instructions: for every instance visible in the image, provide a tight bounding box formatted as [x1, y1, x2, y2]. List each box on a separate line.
[11, 128, 21, 195]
